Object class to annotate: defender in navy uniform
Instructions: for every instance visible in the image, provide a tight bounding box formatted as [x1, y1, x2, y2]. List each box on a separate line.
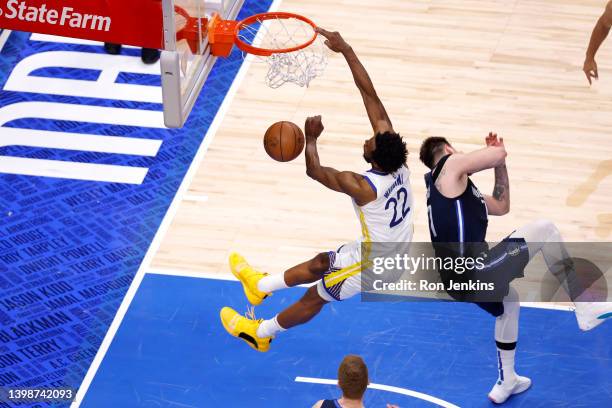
[424, 136, 527, 312]
[419, 133, 611, 404]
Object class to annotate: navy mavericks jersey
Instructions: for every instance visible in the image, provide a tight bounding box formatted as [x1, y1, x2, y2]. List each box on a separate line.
[425, 155, 488, 256]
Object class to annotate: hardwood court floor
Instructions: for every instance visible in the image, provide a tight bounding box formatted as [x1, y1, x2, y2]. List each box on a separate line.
[151, 0, 612, 279]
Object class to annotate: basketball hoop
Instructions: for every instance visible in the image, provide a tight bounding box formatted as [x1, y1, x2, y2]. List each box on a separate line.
[234, 12, 317, 57]
[209, 11, 327, 88]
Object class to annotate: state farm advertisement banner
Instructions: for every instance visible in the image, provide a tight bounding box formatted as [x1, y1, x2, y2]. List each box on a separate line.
[0, 0, 164, 49]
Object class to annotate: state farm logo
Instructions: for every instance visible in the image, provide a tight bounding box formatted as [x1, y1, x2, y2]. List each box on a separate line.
[0, 0, 111, 31]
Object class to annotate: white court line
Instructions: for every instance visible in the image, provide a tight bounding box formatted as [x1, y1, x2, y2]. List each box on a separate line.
[147, 268, 317, 288]
[521, 302, 573, 311]
[295, 377, 460, 408]
[0, 30, 11, 52]
[30, 33, 138, 48]
[148, 268, 237, 281]
[182, 194, 209, 202]
[148, 268, 574, 311]
[72, 1, 285, 405]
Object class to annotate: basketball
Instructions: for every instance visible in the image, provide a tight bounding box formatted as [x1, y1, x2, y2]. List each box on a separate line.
[263, 121, 305, 162]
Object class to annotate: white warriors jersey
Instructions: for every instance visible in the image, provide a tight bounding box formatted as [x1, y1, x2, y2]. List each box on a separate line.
[354, 165, 414, 243]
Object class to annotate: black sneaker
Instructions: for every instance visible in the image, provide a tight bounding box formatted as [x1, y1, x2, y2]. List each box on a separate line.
[141, 48, 160, 64]
[104, 43, 122, 55]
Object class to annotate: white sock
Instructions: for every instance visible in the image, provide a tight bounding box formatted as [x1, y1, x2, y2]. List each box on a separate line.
[257, 273, 289, 293]
[256, 315, 286, 338]
[494, 287, 520, 385]
[496, 348, 517, 384]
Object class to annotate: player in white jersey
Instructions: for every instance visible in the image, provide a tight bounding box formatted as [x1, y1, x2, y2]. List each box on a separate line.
[319, 163, 413, 302]
[220, 28, 413, 352]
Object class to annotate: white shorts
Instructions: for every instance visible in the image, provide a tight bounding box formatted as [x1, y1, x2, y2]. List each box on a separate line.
[316, 240, 363, 302]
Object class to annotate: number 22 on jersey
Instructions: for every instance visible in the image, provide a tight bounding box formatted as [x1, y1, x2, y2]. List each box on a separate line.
[385, 187, 410, 228]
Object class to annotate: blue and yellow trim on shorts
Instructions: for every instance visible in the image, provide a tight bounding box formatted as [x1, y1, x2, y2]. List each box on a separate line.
[322, 209, 373, 301]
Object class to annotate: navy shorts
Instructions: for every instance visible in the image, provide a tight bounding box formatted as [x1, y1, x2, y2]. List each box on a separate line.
[441, 236, 530, 317]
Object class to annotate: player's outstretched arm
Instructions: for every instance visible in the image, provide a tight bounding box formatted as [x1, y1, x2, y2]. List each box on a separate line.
[316, 27, 393, 135]
[584, 1, 612, 84]
[436, 133, 507, 198]
[304, 116, 377, 206]
[446, 145, 507, 177]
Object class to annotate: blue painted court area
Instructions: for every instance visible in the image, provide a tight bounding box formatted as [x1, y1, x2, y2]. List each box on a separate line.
[84, 275, 612, 407]
[0, 1, 272, 405]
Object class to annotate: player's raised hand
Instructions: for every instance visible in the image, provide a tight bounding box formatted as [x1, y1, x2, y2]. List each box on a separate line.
[583, 57, 598, 85]
[485, 132, 503, 147]
[305, 115, 324, 139]
[316, 27, 351, 53]
[485, 131, 497, 146]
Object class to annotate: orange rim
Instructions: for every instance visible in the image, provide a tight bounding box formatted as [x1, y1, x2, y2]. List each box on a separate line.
[234, 12, 318, 57]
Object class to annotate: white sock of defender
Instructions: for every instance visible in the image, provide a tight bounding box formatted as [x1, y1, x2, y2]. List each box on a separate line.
[489, 348, 531, 403]
[257, 273, 289, 293]
[495, 347, 517, 383]
[257, 315, 286, 338]
[490, 287, 532, 403]
[495, 286, 520, 383]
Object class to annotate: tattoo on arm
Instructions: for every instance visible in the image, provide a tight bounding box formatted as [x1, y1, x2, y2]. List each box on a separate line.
[493, 183, 506, 200]
[493, 164, 509, 202]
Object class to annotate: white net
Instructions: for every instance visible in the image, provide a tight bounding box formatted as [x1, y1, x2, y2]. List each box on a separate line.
[237, 15, 327, 88]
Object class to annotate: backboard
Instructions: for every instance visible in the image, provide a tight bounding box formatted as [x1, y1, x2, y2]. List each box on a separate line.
[161, 0, 244, 128]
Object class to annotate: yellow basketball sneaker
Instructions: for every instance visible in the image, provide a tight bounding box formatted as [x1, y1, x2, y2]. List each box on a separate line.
[229, 252, 270, 306]
[220, 307, 272, 352]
